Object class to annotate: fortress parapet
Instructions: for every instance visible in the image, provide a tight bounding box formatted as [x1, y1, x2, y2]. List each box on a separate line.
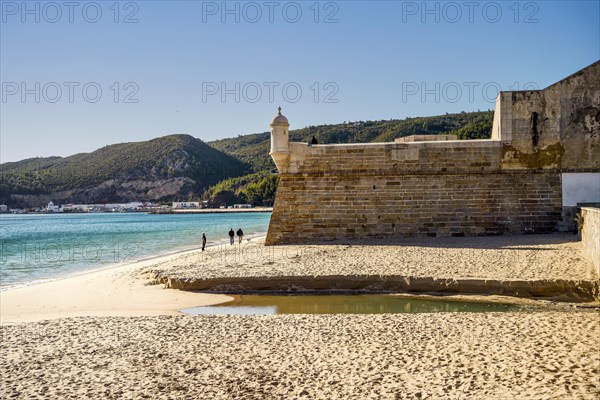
[266, 61, 600, 245]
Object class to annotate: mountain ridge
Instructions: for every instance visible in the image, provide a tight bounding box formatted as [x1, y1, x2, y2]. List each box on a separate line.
[1, 134, 249, 207]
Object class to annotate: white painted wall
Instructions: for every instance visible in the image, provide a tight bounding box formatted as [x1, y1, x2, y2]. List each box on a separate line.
[562, 173, 600, 206]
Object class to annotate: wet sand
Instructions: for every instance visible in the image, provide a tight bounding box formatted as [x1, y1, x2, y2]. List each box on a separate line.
[0, 249, 231, 324]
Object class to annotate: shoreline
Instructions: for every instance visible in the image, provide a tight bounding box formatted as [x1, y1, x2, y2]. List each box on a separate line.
[0, 235, 265, 324]
[0, 207, 273, 215]
[0, 255, 233, 324]
[0, 231, 268, 293]
[154, 207, 273, 214]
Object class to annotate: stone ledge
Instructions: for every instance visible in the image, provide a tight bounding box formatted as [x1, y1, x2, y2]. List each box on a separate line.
[157, 274, 599, 302]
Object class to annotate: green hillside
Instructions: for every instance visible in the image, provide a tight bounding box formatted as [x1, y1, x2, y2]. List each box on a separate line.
[0, 134, 249, 207]
[202, 172, 278, 207]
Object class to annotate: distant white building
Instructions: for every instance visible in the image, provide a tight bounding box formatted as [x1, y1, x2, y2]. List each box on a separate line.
[105, 202, 147, 211]
[172, 201, 200, 209]
[71, 204, 94, 212]
[0, 204, 7, 213]
[46, 202, 62, 213]
[233, 204, 253, 209]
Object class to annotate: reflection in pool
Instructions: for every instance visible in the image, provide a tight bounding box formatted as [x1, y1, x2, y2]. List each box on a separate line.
[180, 294, 527, 315]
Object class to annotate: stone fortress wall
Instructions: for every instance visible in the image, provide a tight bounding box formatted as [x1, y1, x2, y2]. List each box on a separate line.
[266, 61, 600, 245]
[581, 207, 600, 276]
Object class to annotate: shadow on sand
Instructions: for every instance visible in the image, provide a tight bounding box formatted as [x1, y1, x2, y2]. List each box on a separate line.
[271, 233, 581, 250]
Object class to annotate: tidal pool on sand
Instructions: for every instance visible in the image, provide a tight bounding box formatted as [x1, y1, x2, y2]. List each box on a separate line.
[180, 294, 530, 315]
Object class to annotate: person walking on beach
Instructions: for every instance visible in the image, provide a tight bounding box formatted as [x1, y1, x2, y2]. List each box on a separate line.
[229, 228, 235, 245]
[201, 233, 207, 251]
[237, 228, 244, 244]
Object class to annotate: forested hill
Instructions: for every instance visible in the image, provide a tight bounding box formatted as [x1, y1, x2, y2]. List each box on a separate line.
[0, 134, 249, 207]
[209, 110, 493, 173]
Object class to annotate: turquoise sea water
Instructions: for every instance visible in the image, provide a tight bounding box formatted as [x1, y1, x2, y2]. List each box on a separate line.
[0, 212, 271, 290]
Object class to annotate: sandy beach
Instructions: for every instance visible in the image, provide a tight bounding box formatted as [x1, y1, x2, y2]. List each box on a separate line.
[1, 233, 599, 399]
[139, 233, 599, 300]
[2, 312, 599, 399]
[0, 248, 231, 324]
[142, 233, 597, 281]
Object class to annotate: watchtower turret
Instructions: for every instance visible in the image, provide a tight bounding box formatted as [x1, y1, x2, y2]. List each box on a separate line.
[269, 106, 290, 172]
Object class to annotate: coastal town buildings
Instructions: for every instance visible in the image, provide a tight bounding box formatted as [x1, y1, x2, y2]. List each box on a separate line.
[172, 201, 201, 209]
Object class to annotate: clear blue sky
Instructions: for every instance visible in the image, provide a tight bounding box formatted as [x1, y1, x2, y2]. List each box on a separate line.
[1, 0, 599, 162]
